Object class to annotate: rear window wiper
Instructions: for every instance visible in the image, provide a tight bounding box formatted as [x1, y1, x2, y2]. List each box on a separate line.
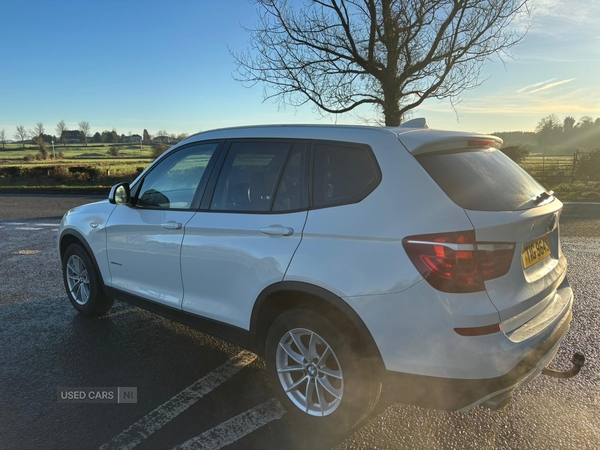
[532, 190, 554, 205]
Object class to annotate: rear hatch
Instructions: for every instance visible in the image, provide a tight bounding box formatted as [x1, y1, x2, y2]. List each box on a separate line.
[405, 136, 566, 327]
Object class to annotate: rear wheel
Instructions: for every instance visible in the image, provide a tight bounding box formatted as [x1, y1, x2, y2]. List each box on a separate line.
[62, 244, 114, 316]
[265, 308, 381, 432]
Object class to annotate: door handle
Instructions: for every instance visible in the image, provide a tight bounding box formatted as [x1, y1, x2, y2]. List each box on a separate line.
[260, 225, 294, 236]
[161, 221, 182, 230]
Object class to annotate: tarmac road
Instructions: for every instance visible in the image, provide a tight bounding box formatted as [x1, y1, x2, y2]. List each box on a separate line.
[0, 195, 598, 450]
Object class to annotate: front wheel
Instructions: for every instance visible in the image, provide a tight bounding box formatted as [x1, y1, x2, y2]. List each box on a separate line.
[62, 243, 114, 316]
[265, 308, 381, 432]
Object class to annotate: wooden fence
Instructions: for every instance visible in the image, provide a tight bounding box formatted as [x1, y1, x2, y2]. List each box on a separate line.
[519, 151, 594, 185]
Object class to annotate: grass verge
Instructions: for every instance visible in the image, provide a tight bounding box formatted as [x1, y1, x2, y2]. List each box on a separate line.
[549, 182, 600, 202]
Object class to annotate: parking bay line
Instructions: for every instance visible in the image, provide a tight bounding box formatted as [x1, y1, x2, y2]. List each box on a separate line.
[99, 350, 257, 450]
[172, 397, 286, 450]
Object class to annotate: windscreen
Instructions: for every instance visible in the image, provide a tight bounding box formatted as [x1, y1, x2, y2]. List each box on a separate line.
[416, 149, 546, 211]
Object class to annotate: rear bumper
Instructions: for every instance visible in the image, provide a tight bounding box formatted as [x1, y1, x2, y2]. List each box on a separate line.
[382, 304, 572, 411]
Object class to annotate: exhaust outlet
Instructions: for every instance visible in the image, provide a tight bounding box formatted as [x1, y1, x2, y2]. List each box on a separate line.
[542, 352, 585, 379]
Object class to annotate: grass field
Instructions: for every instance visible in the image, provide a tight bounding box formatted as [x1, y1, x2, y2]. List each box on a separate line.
[0, 142, 155, 161]
[0, 142, 155, 188]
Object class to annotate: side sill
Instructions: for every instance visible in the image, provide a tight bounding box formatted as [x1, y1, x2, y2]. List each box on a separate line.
[108, 287, 258, 353]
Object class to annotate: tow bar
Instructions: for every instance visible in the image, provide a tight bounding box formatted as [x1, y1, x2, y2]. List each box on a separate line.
[541, 352, 585, 379]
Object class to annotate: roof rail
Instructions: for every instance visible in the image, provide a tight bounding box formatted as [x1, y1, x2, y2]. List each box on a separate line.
[399, 118, 428, 129]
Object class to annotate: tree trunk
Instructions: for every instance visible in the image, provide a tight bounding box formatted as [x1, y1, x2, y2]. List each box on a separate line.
[384, 106, 401, 126]
[382, 85, 401, 126]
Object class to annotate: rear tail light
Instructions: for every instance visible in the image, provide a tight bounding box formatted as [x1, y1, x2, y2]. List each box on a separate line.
[403, 231, 515, 293]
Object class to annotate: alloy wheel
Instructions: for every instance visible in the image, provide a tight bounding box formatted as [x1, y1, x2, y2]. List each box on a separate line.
[276, 328, 344, 417]
[66, 254, 90, 305]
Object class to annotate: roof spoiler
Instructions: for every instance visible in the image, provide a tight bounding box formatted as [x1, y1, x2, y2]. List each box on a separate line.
[409, 136, 503, 155]
[399, 118, 428, 129]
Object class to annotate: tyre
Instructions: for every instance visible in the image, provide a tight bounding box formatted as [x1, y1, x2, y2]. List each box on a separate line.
[62, 243, 114, 316]
[265, 308, 381, 433]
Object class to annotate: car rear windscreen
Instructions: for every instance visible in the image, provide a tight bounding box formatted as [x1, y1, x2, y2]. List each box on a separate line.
[416, 149, 546, 211]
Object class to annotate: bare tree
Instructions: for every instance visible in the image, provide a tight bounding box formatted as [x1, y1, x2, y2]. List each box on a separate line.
[30, 122, 48, 157]
[32, 122, 44, 137]
[56, 120, 68, 148]
[79, 121, 91, 146]
[14, 125, 28, 149]
[0, 129, 6, 149]
[233, 0, 530, 126]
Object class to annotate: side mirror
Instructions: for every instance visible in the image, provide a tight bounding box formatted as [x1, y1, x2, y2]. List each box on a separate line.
[108, 183, 131, 205]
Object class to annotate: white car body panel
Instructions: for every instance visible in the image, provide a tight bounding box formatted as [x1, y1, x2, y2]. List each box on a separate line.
[181, 211, 307, 329]
[59, 200, 117, 284]
[344, 277, 572, 378]
[105, 206, 197, 308]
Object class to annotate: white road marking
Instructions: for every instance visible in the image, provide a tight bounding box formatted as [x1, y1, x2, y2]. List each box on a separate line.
[11, 250, 42, 255]
[0, 222, 60, 232]
[172, 398, 286, 450]
[99, 351, 258, 450]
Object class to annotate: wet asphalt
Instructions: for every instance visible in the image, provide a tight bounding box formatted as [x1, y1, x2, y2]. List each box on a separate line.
[0, 195, 598, 450]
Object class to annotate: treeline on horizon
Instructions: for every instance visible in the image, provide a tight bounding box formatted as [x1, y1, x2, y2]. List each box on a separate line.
[494, 115, 600, 155]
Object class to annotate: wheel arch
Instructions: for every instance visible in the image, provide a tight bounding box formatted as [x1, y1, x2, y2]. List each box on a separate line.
[59, 229, 107, 288]
[250, 282, 384, 371]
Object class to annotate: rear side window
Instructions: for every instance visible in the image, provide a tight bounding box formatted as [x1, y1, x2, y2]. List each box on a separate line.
[416, 149, 545, 211]
[210, 142, 289, 212]
[273, 144, 309, 212]
[313, 143, 380, 208]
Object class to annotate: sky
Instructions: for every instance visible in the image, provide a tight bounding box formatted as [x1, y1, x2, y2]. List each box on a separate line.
[0, 0, 598, 137]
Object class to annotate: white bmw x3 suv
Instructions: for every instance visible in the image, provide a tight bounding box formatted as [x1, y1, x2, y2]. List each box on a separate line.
[59, 120, 576, 431]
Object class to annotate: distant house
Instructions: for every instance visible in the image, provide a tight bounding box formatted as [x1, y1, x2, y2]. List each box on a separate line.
[123, 134, 142, 143]
[152, 135, 176, 144]
[67, 138, 81, 144]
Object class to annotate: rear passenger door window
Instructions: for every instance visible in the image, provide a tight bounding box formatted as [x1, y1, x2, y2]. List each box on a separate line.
[273, 144, 309, 212]
[210, 142, 290, 212]
[313, 143, 379, 208]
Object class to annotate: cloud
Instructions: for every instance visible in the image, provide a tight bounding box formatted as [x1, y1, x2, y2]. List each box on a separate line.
[419, 83, 600, 119]
[527, 78, 576, 94]
[516, 78, 556, 93]
[530, 0, 600, 32]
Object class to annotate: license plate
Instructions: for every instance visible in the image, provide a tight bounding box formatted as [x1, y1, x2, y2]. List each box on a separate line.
[521, 235, 552, 269]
